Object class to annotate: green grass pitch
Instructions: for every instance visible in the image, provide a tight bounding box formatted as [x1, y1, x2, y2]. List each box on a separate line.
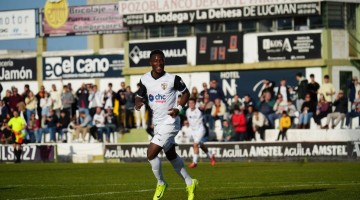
[1, 162, 360, 200]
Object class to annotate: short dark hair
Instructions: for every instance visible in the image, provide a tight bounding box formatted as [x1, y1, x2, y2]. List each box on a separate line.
[324, 75, 329, 79]
[150, 49, 165, 60]
[296, 72, 303, 77]
[310, 74, 314, 78]
[188, 98, 196, 102]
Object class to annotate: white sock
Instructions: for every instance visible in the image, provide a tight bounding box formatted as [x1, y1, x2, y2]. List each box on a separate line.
[207, 152, 212, 158]
[193, 154, 199, 163]
[170, 155, 193, 186]
[149, 156, 165, 185]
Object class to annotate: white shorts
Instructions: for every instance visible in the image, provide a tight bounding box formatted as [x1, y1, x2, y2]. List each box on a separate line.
[190, 128, 206, 144]
[151, 124, 179, 152]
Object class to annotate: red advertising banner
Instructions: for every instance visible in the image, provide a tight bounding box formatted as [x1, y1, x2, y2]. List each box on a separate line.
[42, 4, 128, 37]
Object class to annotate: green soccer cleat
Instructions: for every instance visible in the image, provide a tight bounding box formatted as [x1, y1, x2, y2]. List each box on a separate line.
[153, 182, 168, 200]
[186, 179, 199, 200]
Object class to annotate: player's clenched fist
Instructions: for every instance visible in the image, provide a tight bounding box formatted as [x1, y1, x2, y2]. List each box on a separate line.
[167, 108, 179, 118]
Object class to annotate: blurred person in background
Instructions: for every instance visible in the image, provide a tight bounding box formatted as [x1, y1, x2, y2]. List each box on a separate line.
[276, 111, 291, 141]
[344, 90, 360, 129]
[208, 80, 227, 106]
[43, 109, 58, 143]
[229, 95, 242, 114]
[57, 110, 70, 143]
[268, 93, 288, 128]
[40, 92, 52, 127]
[297, 94, 317, 129]
[318, 75, 336, 106]
[7, 110, 26, 163]
[26, 113, 39, 143]
[313, 94, 331, 127]
[9, 87, 23, 112]
[186, 98, 215, 168]
[2, 89, 12, 108]
[199, 93, 214, 130]
[211, 98, 226, 128]
[61, 85, 74, 117]
[91, 107, 108, 142]
[103, 83, 116, 111]
[124, 86, 135, 129]
[276, 78, 290, 103]
[231, 106, 247, 141]
[88, 84, 103, 117]
[260, 79, 275, 99]
[252, 108, 268, 141]
[348, 76, 360, 108]
[0, 116, 12, 144]
[25, 91, 37, 124]
[222, 120, 234, 142]
[73, 111, 92, 142]
[0, 100, 9, 123]
[36, 85, 46, 125]
[135, 83, 147, 129]
[198, 82, 208, 102]
[246, 105, 255, 141]
[176, 119, 191, 144]
[21, 84, 31, 101]
[295, 72, 308, 112]
[256, 91, 275, 122]
[104, 107, 118, 141]
[307, 74, 320, 103]
[76, 83, 90, 117]
[243, 94, 255, 114]
[50, 83, 62, 118]
[0, 83, 2, 99]
[322, 90, 348, 129]
[190, 86, 200, 103]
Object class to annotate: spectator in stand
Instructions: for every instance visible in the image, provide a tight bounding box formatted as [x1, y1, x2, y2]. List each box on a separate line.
[35, 85, 46, 124]
[0, 100, 9, 123]
[190, 86, 200, 102]
[199, 93, 214, 130]
[246, 105, 255, 141]
[298, 94, 317, 129]
[26, 113, 40, 143]
[61, 85, 74, 117]
[318, 75, 336, 105]
[88, 85, 103, 117]
[256, 91, 275, 121]
[307, 74, 320, 103]
[276, 78, 290, 103]
[92, 107, 108, 142]
[243, 94, 255, 114]
[208, 80, 226, 106]
[198, 82, 208, 102]
[276, 111, 291, 141]
[229, 95, 242, 114]
[43, 109, 58, 142]
[313, 93, 331, 127]
[117, 92, 127, 131]
[25, 91, 37, 124]
[268, 93, 288, 128]
[322, 90, 348, 129]
[76, 83, 90, 117]
[222, 120, 234, 142]
[176, 120, 191, 144]
[135, 83, 146, 129]
[103, 83, 116, 111]
[73, 111, 92, 142]
[260, 79, 275, 99]
[231, 106, 247, 141]
[21, 84, 31, 101]
[295, 72, 308, 111]
[57, 110, 70, 143]
[287, 100, 297, 128]
[104, 107, 118, 139]
[40, 92, 52, 127]
[344, 90, 360, 129]
[211, 98, 226, 128]
[50, 84, 62, 117]
[16, 102, 27, 123]
[0, 83, 2, 99]
[252, 108, 269, 141]
[9, 87, 23, 112]
[67, 83, 78, 118]
[124, 86, 135, 129]
[347, 76, 360, 108]
[0, 117, 12, 144]
[2, 89, 11, 108]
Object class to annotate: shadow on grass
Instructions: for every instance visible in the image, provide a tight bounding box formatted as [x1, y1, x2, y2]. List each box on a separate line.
[214, 188, 332, 200]
[0, 186, 17, 191]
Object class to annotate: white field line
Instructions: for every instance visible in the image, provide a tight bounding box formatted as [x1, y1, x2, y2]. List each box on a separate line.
[7, 182, 360, 200]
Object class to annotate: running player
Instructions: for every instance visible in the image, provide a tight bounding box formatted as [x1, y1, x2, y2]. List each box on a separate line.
[186, 98, 215, 168]
[135, 49, 198, 200]
[7, 110, 26, 163]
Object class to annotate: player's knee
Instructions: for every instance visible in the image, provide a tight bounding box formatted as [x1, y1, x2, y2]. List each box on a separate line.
[165, 151, 177, 161]
[147, 150, 156, 160]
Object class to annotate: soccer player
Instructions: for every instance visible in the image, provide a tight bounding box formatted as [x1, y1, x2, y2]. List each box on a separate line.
[135, 49, 198, 200]
[186, 98, 215, 168]
[7, 110, 26, 163]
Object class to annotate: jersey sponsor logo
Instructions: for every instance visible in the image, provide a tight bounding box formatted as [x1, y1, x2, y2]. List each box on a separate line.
[148, 94, 166, 103]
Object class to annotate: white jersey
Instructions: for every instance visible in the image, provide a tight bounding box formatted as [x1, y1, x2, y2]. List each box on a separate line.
[138, 72, 187, 127]
[186, 108, 205, 133]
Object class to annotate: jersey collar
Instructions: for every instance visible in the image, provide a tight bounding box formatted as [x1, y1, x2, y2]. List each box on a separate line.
[151, 71, 166, 80]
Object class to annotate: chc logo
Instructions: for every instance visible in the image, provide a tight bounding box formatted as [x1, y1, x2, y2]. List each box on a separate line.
[148, 94, 166, 103]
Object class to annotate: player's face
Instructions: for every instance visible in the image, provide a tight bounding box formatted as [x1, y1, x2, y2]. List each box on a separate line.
[150, 54, 165, 75]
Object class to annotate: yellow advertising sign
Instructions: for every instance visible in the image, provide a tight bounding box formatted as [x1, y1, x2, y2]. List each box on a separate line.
[44, 0, 69, 29]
